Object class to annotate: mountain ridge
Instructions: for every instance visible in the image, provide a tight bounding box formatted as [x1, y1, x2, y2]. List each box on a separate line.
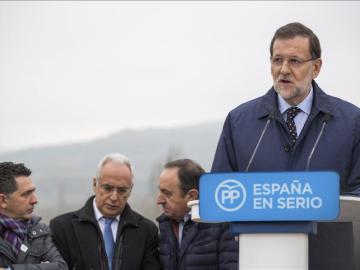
[0, 121, 223, 221]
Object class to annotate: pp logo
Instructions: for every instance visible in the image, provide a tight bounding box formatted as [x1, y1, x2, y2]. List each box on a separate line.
[215, 179, 246, 212]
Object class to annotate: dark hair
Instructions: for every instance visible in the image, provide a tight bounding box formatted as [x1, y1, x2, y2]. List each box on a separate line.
[270, 22, 321, 59]
[0, 162, 31, 195]
[164, 159, 205, 195]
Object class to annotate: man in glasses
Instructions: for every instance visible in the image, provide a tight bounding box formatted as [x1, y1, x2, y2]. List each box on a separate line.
[212, 22, 360, 270]
[50, 153, 161, 270]
[0, 162, 67, 270]
[157, 159, 238, 270]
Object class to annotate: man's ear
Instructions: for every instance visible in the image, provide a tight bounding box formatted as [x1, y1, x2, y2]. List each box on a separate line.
[312, 58, 322, 79]
[92, 178, 97, 193]
[0, 194, 8, 209]
[186, 189, 199, 201]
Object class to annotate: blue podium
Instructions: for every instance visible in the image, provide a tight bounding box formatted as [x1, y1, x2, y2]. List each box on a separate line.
[188, 171, 360, 270]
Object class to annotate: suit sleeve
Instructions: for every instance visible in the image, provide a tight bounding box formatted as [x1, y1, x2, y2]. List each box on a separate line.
[142, 222, 161, 270]
[217, 223, 239, 270]
[49, 218, 73, 270]
[344, 113, 360, 195]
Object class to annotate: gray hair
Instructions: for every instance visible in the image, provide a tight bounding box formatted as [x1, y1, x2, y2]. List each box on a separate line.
[95, 153, 133, 180]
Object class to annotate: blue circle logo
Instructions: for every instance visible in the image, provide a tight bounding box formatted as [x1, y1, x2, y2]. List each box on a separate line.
[215, 179, 246, 211]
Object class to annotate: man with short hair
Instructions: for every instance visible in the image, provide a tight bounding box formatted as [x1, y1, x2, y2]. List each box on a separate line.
[157, 158, 238, 270]
[50, 153, 161, 270]
[212, 22, 360, 270]
[0, 162, 68, 270]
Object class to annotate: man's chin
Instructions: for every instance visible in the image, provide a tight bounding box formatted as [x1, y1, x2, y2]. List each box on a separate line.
[276, 89, 298, 103]
[275, 85, 293, 95]
[20, 215, 32, 221]
[163, 212, 174, 219]
[103, 210, 123, 218]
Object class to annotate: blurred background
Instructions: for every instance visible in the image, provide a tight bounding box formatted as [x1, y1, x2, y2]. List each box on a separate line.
[1, 1, 359, 267]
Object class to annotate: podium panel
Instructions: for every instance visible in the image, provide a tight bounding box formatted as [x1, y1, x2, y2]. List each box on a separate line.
[189, 172, 360, 270]
[199, 171, 340, 222]
[239, 233, 307, 270]
[337, 195, 360, 222]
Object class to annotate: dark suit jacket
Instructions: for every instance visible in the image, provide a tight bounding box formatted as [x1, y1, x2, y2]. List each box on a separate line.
[50, 196, 161, 270]
[157, 214, 238, 270]
[212, 80, 360, 270]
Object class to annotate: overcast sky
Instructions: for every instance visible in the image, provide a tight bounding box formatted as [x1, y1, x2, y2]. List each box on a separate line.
[1, 1, 360, 152]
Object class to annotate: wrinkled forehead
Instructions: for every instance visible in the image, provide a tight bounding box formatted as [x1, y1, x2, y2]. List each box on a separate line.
[272, 36, 311, 57]
[159, 168, 181, 189]
[98, 162, 133, 185]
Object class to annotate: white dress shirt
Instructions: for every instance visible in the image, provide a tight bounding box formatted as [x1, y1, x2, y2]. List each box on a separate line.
[278, 85, 314, 137]
[93, 198, 120, 240]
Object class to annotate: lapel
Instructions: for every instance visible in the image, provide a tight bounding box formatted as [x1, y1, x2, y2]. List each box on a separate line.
[256, 87, 289, 132]
[114, 204, 138, 244]
[178, 221, 198, 262]
[296, 81, 333, 145]
[72, 217, 104, 270]
[75, 198, 105, 269]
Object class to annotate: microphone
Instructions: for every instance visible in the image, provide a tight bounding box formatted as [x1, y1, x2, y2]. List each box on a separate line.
[245, 108, 276, 172]
[305, 112, 332, 171]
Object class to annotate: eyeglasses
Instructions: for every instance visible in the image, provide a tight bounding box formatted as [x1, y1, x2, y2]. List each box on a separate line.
[270, 56, 316, 69]
[98, 183, 132, 196]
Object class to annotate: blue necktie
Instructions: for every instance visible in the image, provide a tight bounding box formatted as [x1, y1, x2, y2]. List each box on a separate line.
[103, 218, 115, 270]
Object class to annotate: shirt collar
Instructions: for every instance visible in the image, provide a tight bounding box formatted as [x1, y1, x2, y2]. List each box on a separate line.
[92, 198, 120, 222]
[278, 85, 313, 115]
[182, 212, 192, 223]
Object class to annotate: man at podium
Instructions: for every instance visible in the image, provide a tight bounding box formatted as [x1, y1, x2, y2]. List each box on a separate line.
[211, 22, 360, 270]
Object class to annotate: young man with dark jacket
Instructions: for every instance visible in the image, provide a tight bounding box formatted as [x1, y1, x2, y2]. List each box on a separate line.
[0, 162, 68, 270]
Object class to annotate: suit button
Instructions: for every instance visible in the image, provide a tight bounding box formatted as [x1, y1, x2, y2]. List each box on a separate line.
[284, 144, 291, 152]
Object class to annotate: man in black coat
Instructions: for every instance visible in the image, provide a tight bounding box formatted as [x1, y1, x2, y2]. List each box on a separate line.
[50, 153, 161, 270]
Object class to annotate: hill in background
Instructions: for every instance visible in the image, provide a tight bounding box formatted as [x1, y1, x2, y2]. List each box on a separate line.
[1, 121, 360, 267]
[0, 121, 223, 222]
